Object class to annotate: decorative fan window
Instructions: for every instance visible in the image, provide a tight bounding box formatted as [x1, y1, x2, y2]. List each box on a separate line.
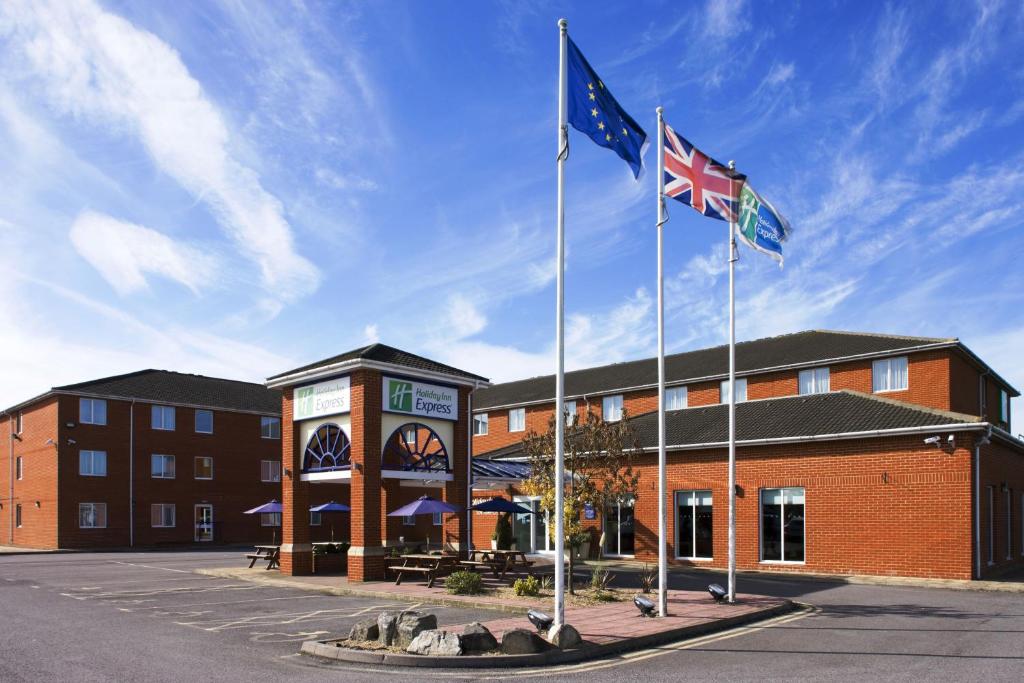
[303, 423, 351, 472]
[382, 422, 449, 473]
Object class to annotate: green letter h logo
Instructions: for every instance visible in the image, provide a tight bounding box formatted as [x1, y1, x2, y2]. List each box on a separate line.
[389, 381, 413, 412]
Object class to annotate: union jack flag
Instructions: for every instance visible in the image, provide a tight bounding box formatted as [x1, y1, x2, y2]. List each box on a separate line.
[663, 123, 745, 222]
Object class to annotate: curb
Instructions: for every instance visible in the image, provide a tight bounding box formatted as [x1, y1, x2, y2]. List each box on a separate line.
[300, 599, 797, 668]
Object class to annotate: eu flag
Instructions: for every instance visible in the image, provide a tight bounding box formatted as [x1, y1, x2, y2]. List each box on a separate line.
[567, 37, 648, 179]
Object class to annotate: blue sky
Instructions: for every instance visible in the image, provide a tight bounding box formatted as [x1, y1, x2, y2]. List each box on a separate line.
[1, 0, 1023, 418]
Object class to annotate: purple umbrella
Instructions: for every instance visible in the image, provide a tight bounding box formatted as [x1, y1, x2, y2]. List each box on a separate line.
[309, 501, 351, 512]
[387, 495, 460, 517]
[470, 496, 534, 515]
[244, 500, 282, 514]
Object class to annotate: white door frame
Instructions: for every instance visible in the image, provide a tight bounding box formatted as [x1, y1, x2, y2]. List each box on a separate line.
[194, 504, 213, 542]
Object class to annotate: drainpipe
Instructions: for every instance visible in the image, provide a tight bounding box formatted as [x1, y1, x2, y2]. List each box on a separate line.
[466, 390, 474, 553]
[129, 400, 135, 548]
[6, 413, 12, 545]
[974, 425, 992, 579]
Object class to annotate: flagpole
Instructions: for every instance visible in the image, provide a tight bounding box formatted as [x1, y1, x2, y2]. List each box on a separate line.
[553, 16, 568, 629]
[655, 106, 668, 618]
[727, 160, 738, 604]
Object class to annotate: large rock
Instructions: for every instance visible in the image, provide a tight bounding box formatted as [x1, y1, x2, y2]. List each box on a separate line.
[547, 623, 582, 649]
[407, 629, 463, 656]
[377, 611, 402, 646]
[396, 611, 438, 649]
[349, 618, 379, 642]
[500, 628, 550, 655]
[460, 622, 498, 653]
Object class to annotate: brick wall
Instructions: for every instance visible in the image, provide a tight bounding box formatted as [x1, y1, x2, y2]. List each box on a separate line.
[978, 437, 1024, 577]
[1, 399, 59, 548]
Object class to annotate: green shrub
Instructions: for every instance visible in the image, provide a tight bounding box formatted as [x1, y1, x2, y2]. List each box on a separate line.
[512, 575, 541, 597]
[446, 570, 484, 595]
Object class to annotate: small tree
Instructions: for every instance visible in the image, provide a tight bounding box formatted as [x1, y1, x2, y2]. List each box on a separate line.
[522, 408, 640, 593]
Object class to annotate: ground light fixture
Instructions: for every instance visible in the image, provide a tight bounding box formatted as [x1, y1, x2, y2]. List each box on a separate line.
[633, 595, 657, 617]
[526, 609, 554, 632]
[708, 583, 727, 602]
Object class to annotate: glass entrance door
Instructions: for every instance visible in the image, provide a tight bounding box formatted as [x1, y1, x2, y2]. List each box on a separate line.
[194, 504, 213, 542]
[603, 496, 635, 557]
[512, 498, 551, 553]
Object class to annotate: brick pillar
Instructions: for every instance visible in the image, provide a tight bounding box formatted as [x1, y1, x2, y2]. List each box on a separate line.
[279, 392, 312, 575]
[442, 386, 472, 555]
[380, 479, 401, 548]
[348, 370, 385, 581]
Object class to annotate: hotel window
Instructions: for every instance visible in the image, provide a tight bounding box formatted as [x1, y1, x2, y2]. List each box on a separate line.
[473, 413, 489, 436]
[151, 405, 175, 431]
[603, 395, 623, 422]
[563, 400, 577, 426]
[195, 410, 213, 434]
[151, 454, 176, 479]
[151, 503, 175, 528]
[760, 487, 805, 563]
[195, 456, 213, 480]
[1000, 390, 1009, 426]
[79, 450, 107, 477]
[15, 504, 22, 528]
[261, 460, 281, 483]
[310, 511, 322, 526]
[433, 512, 444, 526]
[1007, 488, 1013, 560]
[798, 367, 830, 395]
[261, 512, 281, 527]
[603, 495, 635, 556]
[16, 457, 23, 481]
[720, 378, 747, 403]
[508, 407, 526, 432]
[403, 515, 416, 526]
[80, 398, 107, 425]
[261, 416, 281, 439]
[872, 356, 908, 392]
[987, 486, 995, 565]
[666, 386, 688, 411]
[675, 490, 713, 560]
[79, 503, 107, 529]
[15, 411, 23, 434]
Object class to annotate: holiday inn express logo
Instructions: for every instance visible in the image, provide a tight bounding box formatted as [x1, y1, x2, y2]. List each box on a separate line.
[292, 376, 351, 421]
[296, 386, 316, 416]
[388, 380, 413, 412]
[382, 376, 457, 420]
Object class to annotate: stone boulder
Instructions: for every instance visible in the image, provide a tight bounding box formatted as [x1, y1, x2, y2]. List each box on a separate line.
[396, 611, 438, 649]
[407, 629, 463, 656]
[460, 622, 498, 653]
[500, 628, 550, 655]
[377, 611, 402, 646]
[349, 618, 379, 642]
[547, 623, 582, 649]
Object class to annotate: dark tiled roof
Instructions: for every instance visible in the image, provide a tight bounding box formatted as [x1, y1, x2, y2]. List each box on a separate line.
[55, 370, 281, 414]
[478, 390, 979, 459]
[474, 330, 955, 409]
[267, 343, 488, 383]
[472, 459, 531, 481]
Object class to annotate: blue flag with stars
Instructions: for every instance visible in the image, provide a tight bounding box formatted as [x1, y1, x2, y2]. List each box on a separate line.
[567, 37, 648, 179]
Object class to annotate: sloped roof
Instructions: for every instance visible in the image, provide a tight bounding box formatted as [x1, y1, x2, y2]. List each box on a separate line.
[267, 343, 488, 383]
[474, 330, 960, 410]
[472, 459, 531, 481]
[53, 370, 281, 414]
[478, 390, 981, 459]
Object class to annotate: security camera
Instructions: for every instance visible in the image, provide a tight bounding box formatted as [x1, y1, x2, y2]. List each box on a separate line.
[923, 436, 941, 445]
[947, 435, 955, 446]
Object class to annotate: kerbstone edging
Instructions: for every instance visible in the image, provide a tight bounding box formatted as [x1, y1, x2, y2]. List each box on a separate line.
[300, 599, 798, 669]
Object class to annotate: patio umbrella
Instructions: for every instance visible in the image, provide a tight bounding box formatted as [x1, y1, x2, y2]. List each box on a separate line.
[386, 495, 460, 517]
[469, 496, 534, 515]
[244, 500, 282, 544]
[310, 501, 350, 541]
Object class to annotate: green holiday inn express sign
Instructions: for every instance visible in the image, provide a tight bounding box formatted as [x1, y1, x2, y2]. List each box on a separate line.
[293, 376, 351, 421]
[382, 376, 457, 421]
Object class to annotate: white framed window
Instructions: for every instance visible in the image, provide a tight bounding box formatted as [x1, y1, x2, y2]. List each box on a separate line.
[261, 416, 281, 439]
[720, 378, 748, 403]
[79, 502, 107, 529]
[433, 511, 444, 526]
[261, 460, 281, 483]
[194, 456, 213, 480]
[872, 356, 908, 392]
[508, 407, 526, 432]
[261, 512, 281, 527]
[15, 411, 23, 434]
[15, 504, 22, 528]
[310, 511, 322, 526]
[798, 367, 830, 395]
[987, 485, 995, 565]
[151, 405, 175, 431]
[1000, 390, 1009, 425]
[151, 454, 175, 479]
[79, 450, 107, 477]
[666, 386, 688, 411]
[16, 456, 23, 481]
[79, 398, 107, 426]
[195, 410, 213, 434]
[760, 488, 805, 563]
[403, 515, 416, 526]
[603, 395, 623, 422]
[675, 490, 713, 560]
[473, 413, 489, 436]
[151, 503, 175, 528]
[563, 400, 577, 426]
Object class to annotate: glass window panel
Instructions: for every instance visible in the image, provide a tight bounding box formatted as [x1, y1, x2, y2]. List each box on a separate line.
[310, 511, 321, 526]
[603, 395, 623, 422]
[508, 408, 526, 432]
[677, 497, 694, 558]
[473, 413, 488, 435]
[261, 417, 281, 439]
[761, 492, 782, 561]
[195, 410, 213, 434]
[695, 500, 714, 558]
[152, 405, 175, 430]
[666, 387, 688, 411]
[563, 400, 576, 426]
[783, 499, 805, 562]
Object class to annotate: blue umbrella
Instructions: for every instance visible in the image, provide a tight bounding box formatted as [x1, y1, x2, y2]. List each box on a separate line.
[470, 496, 534, 515]
[309, 501, 351, 513]
[244, 500, 282, 514]
[387, 495, 460, 517]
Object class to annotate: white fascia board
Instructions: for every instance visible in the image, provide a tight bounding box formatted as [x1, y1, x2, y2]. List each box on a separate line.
[267, 359, 489, 390]
[300, 470, 352, 482]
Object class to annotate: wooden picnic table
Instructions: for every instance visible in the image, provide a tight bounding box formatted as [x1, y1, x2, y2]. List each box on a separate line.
[246, 544, 280, 570]
[390, 552, 456, 588]
[467, 549, 534, 578]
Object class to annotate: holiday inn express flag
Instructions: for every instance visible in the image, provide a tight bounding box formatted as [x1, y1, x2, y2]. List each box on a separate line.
[737, 183, 792, 265]
[567, 37, 648, 178]
[663, 122, 745, 222]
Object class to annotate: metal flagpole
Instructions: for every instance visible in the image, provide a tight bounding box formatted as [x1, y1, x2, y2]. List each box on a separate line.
[727, 160, 738, 604]
[553, 17, 569, 628]
[655, 106, 668, 618]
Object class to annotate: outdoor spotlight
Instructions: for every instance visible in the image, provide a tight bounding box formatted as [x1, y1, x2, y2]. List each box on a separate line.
[923, 436, 941, 446]
[527, 609, 554, 633]
[707, 583, 727, 602]
[947, 434, 956, 446]
[66, 438, 76, 445]
[633, 595, 656, 617]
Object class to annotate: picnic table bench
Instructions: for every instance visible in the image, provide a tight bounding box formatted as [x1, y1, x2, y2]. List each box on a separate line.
[468, 549, 535, 579]
[390, 553, 455, 588]
[246, 545, 280, 570]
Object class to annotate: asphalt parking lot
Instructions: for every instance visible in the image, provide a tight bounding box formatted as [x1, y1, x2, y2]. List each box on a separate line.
[2, 550, 1023, 682]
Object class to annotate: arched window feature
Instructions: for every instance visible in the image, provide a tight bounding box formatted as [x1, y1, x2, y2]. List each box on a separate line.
[303, 423, 351, 472]
[382, 422, 449, 472]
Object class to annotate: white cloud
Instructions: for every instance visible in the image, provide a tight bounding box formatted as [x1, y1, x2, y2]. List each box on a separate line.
[314, 167, 379, 192]
[762, 62, 795, 88]
[69, 210, 217, 295]
[444, 294, 488, 341]
[0, 0, 320, 305]
[363, 324, 380, 344]
[706, 0, 750, 38]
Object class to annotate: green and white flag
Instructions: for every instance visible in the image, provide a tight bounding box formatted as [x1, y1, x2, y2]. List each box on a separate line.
[737, 183, 792, 266]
